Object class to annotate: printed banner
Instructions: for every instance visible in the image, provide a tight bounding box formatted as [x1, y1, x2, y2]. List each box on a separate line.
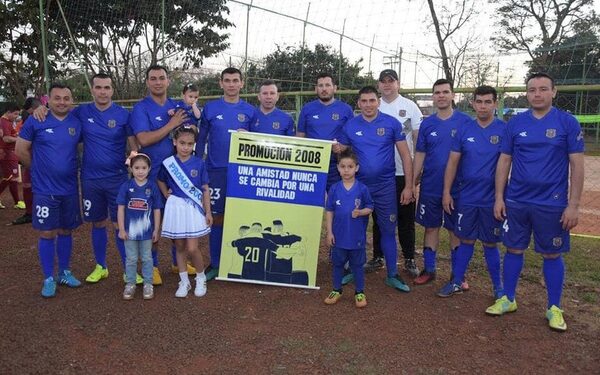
[217, 132, 332, 289]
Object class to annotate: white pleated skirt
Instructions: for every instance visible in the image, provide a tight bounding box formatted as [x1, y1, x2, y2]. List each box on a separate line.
[161, 195, 211, 239]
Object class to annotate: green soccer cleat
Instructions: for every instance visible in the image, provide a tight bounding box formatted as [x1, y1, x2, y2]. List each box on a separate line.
[123, 273, 144, 285]
[485, 295, 517, 316]
[324, 290, 342, 305]
[14, 201, 26, 209]
[385, 274, 410, 292]
[354, 292, 367, 308]
[546, 305, 567, 332]
[85, 264, 109, 283]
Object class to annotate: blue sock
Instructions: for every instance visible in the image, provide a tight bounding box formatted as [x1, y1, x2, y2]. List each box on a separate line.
[56, 234, 73, 272]
[423, 247, 436, 273]
[38, 238, 55, 278]
[380, 231, 398, 278]
[332, 263, 344, 291]
[171, 244, 177, 267]
[484, 245, 502, 292]
[452, 243, 474, 285]
[114, 230, 127, 268]
[152, 249, 159, 267]
[209, 225, 223, 268]
[543, 256, 565, 309]
[350, 262, 365, 293]
[91, 227, 107, 268]
[503, 252, 524, 301]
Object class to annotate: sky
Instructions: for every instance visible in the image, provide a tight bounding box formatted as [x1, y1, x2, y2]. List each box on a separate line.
[198, 0, 600, 89]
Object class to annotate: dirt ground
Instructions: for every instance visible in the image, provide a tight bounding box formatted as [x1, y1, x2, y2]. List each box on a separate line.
[0, 194, 599, 374]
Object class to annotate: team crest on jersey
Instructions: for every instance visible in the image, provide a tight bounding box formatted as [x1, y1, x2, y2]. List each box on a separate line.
[237, 114, 246, 122]
[451, 129, 457, 137]
[552, 237, 562, 247]
[68, 127, 76, 136]
[389, 214, 396, 223]
[107, 119, 116, 128]
[546, 129, 556, 138]
[145, 188, 152, 197]
[490, 135, 499, 144]
[332, 113, 340, 120]
[272, 121, 280, 130]
[377, 128, 385, 136]
[399, 109, 407, 117]
[191, 169, 198, 177]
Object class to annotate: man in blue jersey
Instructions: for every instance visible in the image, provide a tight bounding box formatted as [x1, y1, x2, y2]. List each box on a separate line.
[413, 79, 472, 286]
[251, 80, 295, 136]
[16, 83, 83, 298]
[198, 67, 256, 280]
[439, 86, 504, 298]
[34, 73, 139, 284]
[130, 65, 189, 284]
[297, 72, 354, 189]
[334, 86, 414, 292]
[486, 73, 584, 332]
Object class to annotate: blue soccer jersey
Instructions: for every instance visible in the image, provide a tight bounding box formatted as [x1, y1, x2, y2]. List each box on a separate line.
[326, 180, 374, 249]
[116, 179, 164, 241]
[416, 110, 472, 198]
[75, 103, 131, 180]
[173, 100, 200, 127]
[501, 107, 584, 207]
[297, 99, 354, 141]
[250, 108, 295, 136]
[19, 113, 81, 195]
[452, 118, 505, 206]
[157, 155, 209, 199]
[338, 112, 406, 186]
[129, 96, 178, 178]
[198, 98, 255, 169]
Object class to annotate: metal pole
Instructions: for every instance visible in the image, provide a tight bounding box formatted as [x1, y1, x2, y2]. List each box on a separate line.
[244, 0, 253, 88]
[339, 18, 346, 88]
[39, 0, 50, 93]
[413, 52, 418, 88]
[398, 47, 403, 84]
[300, 3, 311, 92]
[161, 0, 165, 63]
[368, 35, 375, 78]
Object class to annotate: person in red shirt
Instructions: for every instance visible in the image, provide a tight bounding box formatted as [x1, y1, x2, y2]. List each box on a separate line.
[0, 103, 24, 209]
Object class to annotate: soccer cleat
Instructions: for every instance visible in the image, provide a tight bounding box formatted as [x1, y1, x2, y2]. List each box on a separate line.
[204, 265, 219, 281]
[14, 201, 26, 209]
[41, 277, 57, 298]
[324, 290, 342, 305]
[123, 284, 136, 300]
[194, 277, 207, 297]
[385, 274, 410, 292]
[364, 257, 384, 273]
[437, 282, 463, 298]
[152, 267, 162, 286]
[404, 258, 420, 277]
[143, 284, 154, 300]
[546, 305, 567, 332]
[11, 213, 32, 225]
[0, 200, 5, 209]
[57, 270, 82, 288]
[485, 295, 517, 316]
[354, 293, 367, 308]
[341, 270, 354, 285]
[414, 270, 436, 285]
[122, 273, 144, 285]
[175, 281, 191, 298]
[85, 264, 109, 283]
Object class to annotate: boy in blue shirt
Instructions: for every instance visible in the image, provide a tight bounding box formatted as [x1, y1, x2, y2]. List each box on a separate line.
[325, 149, 373, 307]
[486, 73, 584, 332]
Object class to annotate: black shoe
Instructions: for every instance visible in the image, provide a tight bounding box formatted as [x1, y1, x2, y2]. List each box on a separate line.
[404, 258, 420, 277]
[12, 214, 32, 225]
[363, 257, 384, 273]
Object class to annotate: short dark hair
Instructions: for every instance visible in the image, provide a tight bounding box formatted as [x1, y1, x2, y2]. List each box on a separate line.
[433, 78, 454, 92]
[473, 85, 497, 101]
[358, 85, 379, 97]
[526, 72, 555, 88]
[23, 97, 41, 111]
[145, 65, 169, 80]
[259, 79, 279, 91]
[221, 67, 243, 80]
[316, 72, 336, 85]
[49, 82, 72, 96]
[91, 72, 112, 84]
[4, 103, 20, 113]
[337, 148, 359, 165]
[182, 82, 199, 94]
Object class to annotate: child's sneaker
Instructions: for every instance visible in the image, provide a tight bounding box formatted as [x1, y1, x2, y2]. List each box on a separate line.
[143, 284, 154, 300]
[546, 305, 567, 332]
[194, 277, 207, 297]
[354, 292, 367, 308]
[41, 277, 56, 298]
[152, 267, 163, 285]
[324, 290, 342, 305]
[57, 270, 82, 288]
[175, 281, 191, 298]
[123, 284, 136, 300]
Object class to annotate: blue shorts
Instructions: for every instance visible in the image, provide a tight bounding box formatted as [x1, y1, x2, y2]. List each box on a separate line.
[416, 195, 456, 230]
[82, 175, 127, 223]
[368, 181, 398, 234]
[33, 194, 82, 231]
[455, 204, 502, 243]
[331, 247, 366, 267]
[208, 168, 227, 214]
[503, 201, 569, 253]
